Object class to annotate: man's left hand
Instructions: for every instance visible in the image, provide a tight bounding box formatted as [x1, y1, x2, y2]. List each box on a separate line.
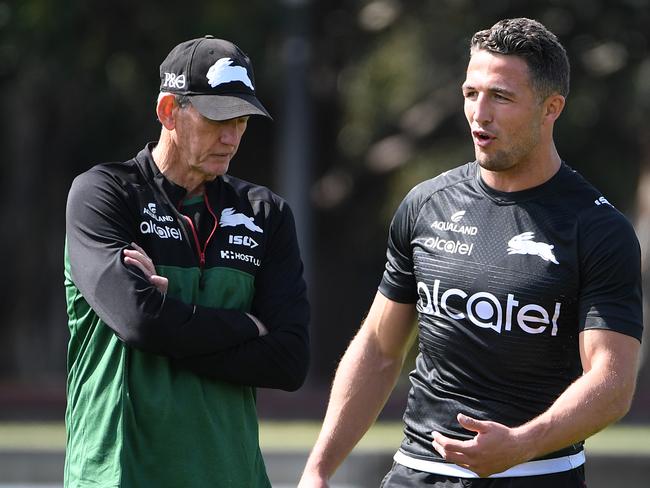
[431, 413, 529, 478]
[123, 242, 169, 294]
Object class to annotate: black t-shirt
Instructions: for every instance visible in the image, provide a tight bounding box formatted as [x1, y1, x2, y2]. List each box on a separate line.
[379, 161, 643, 462]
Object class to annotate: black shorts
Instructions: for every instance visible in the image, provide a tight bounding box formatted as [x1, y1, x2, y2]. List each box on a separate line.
[380, 462, 586, 488]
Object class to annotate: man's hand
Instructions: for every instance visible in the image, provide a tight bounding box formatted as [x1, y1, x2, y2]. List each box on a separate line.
[297, 471, 330, 488]
[431, 413, 529, 478]
[123, 242, 169, 294]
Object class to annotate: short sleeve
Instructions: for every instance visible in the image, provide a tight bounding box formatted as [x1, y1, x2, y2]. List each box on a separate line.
[578, 207, 643, 341]
[378, 189, 421, 303]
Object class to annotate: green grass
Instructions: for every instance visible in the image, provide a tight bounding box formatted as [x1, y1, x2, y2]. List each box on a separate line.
[0, 422, 65, 451]
[259, 421, 403, 452]
[0, 421, 648, 455]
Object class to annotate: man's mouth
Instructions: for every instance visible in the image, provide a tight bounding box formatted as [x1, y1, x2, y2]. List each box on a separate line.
[472, 130, 495, 147]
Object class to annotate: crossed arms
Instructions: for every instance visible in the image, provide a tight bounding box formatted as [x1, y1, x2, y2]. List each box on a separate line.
[66, 168, 309, 391]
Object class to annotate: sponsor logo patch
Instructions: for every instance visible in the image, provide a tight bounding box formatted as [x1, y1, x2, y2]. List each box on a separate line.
[140, 202, 182, 240]
[140, 221, 183, 240]
[431, 210, 478, 236]
[594, 196, 613, 207]
[220, 250, 261, 267]
[450, 210, 465, 223]
[417, 279, 561, 336]
[228, 235, 259, 249]
[162, 72, 186, 89]
[143, 203, 174, 222]
[424, 236, 473, 256]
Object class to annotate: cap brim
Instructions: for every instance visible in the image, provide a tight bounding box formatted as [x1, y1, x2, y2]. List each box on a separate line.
[189, 93, 272, 121]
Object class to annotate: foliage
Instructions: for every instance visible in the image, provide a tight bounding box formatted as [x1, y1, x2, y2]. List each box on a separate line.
[1, 0, 649, 420]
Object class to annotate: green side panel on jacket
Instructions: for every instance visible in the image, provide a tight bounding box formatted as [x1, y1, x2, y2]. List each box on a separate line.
[64, 243, 126, 487]
[65, 267, 126, 486]
[64, 243, 270, 488]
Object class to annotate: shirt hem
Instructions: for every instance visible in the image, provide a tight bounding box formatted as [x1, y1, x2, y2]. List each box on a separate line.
[394, 449, 585, 478]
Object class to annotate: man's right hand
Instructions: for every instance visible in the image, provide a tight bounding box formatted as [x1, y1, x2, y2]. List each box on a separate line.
[123, 242, 169, 294]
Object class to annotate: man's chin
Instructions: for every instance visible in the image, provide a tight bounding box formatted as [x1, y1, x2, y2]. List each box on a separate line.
[476, 153, 514, 172]
[203, 163, 230, 179]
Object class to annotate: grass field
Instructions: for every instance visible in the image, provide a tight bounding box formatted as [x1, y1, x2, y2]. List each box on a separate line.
[0, 421, 649, 455]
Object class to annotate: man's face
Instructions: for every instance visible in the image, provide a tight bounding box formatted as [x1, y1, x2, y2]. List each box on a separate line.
[462, 49, 545, 173]
[172, 102, 249, 181]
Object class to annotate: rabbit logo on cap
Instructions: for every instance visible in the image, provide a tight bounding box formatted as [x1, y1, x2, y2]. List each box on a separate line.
[206, 58, 254, 90]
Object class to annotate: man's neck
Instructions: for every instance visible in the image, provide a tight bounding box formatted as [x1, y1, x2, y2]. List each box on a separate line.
[480, 145, 562, 193]
[151, 133, 205, 197]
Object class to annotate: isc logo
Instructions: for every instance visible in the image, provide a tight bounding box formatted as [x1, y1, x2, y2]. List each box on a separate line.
[228, 235, 259, 249]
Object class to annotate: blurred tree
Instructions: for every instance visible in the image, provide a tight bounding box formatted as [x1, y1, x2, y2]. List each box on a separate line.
[1, 0, 648, 420]
[0, 0, 282, 406]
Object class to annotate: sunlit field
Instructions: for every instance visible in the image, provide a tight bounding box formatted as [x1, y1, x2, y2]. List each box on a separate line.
[1, 421, 648, 455]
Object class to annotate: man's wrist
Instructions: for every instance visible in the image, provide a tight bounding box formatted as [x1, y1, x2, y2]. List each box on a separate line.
[512, 416, 552, 462]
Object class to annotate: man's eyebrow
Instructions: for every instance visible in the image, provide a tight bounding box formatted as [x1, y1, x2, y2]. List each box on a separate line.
[490, 86, 516, 97]
[461, 83, 516, 98]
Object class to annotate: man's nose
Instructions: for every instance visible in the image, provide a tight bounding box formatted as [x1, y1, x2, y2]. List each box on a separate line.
[219, 120, 239, 145]
[472, 94, 493, 125]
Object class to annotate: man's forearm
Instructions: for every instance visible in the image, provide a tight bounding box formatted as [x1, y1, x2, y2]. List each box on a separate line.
[303, 326, 405, 480]
[514, 333, 640, 461]
[432, 330, 641, 478]
[66, 173, 262, 359]
[173, 322, 309, 391]
[299, 293, 415, 487]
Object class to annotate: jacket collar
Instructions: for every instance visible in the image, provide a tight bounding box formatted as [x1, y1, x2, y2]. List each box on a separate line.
[135, 142, 222, 207]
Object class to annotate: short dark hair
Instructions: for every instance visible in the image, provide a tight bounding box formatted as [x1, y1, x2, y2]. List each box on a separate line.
[470, 18, 570, 99]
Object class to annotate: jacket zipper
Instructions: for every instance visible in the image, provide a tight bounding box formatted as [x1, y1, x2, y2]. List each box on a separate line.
[180, 193, 219, 269]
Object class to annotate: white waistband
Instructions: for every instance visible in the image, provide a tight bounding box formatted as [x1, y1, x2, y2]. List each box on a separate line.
[394, 449, 585, 478]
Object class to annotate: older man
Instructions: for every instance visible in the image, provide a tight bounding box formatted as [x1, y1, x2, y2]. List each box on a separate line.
[64, 36, 309, 487]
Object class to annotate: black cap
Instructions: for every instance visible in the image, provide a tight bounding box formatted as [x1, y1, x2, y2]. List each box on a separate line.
[159, 36, 271, 121]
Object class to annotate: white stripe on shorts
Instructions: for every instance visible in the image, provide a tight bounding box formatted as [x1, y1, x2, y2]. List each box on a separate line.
[394, 449, 585, 478]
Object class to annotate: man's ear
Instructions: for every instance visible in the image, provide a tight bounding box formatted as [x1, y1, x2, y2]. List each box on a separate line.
[543, 93, 566, 124]
[156, 93, 177, 130]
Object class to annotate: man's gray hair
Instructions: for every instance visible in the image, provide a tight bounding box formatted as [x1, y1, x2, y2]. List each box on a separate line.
[157, 92, 192, 108]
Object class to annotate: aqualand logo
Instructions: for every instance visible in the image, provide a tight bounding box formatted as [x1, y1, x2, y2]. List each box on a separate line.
[450, 210, 465, 222]
[142, 203, 174, 222]
[430, 210, 478, 236]
[594, 196, 613, 207]
[140, 202, 181, 240]
[206, 58, 254, 90]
